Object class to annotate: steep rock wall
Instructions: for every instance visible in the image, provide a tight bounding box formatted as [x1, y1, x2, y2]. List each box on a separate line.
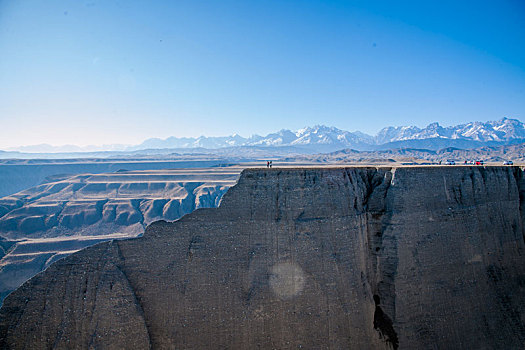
[1, 167, 524, 349]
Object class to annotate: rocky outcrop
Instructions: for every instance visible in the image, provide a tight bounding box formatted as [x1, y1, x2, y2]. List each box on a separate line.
[1, 167, 524, 349]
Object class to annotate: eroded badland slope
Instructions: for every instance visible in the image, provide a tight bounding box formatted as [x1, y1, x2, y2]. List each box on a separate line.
[0, 168, 239, 304]
[1, 167, 524, 349]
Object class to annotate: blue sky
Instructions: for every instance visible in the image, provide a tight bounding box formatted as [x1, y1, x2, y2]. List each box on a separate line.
[0, 0, 524, 148]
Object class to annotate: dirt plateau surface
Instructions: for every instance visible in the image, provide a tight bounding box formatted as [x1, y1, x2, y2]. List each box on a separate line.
[1, 166, 525, 349]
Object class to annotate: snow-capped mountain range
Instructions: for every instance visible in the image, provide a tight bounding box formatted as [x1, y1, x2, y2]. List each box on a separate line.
[376, 118, 525, 144]
[6, 118, 525, 154]
[130, 117, 525, 152]
[131, 126, 375, 151]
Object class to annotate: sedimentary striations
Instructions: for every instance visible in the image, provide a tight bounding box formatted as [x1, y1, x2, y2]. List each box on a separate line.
[1, 167, 525, 349]
[0, 168, 240, 238]
[0, 159, 230, 198]
[0, 168, 239, 304]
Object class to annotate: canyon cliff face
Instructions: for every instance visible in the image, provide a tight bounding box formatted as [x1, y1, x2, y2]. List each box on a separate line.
[1, 167, 525, 349]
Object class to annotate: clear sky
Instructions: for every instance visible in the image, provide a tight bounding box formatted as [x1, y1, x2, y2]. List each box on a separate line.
[1, 0, 524, 148]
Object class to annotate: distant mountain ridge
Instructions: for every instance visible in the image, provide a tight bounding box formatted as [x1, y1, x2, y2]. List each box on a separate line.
[131, 117, 524, 151]
[130, 125, 375, 152]
[289, 142, 525, 163]
[375, 118, 525, 143]
[6, 117, 525, 153]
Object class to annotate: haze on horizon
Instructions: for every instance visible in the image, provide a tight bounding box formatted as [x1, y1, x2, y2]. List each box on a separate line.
[1, 0, 524, 149]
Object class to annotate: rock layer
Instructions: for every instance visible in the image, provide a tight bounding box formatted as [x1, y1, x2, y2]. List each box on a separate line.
[0, 168, 239, 305]
[0, 159, 231, 198]
[1, 167, 525, 349]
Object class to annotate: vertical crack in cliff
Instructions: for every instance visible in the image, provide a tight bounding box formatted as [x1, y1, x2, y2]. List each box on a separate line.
[359, 168, 399, 349]
[373, 294, 399, 350]
[512, 167, 525, 244]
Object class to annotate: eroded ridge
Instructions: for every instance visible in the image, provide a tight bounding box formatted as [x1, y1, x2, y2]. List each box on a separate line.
[1, 167, 525, 349]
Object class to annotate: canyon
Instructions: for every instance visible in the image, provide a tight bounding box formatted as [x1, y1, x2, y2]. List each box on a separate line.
[1, 166, 524, 349]
[0, 167, 240, 304]
[0, 159, 233, 198]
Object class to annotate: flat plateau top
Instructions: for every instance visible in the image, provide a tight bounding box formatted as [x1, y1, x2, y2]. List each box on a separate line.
[243, 163, 524, 169]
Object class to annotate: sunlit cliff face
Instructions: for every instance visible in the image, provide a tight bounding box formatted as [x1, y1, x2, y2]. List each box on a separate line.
[1, 167, 525, 349]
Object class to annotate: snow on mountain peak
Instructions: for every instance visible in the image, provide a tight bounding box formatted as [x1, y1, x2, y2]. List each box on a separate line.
[124, 118, 524, 152]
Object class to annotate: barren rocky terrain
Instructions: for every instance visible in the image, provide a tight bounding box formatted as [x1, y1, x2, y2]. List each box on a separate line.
[0, 167, 241, 304]
[286, 142, 525, 164]
[1, 166, 523, 349]
[0, 158, 233, 198]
